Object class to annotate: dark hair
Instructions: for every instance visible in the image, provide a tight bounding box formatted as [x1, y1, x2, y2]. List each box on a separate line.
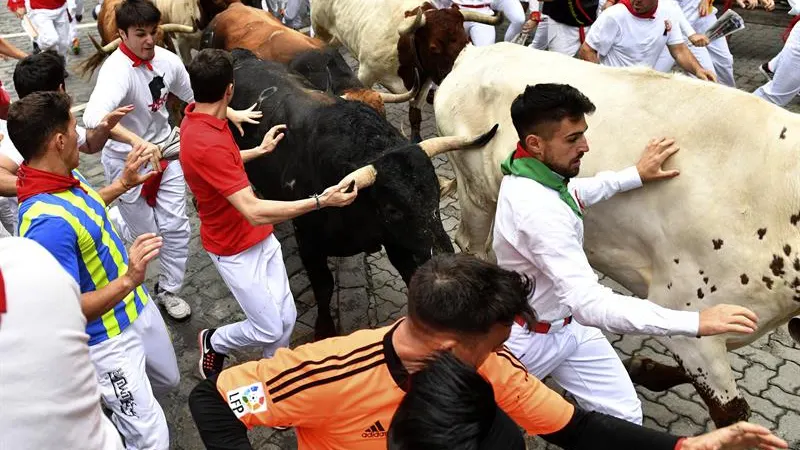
[7, 91, 72, 161]
[115, 0, 161, 32]
[187, 49, 234, 103]
[12, 50, 68, 98]
[407, 253, 535, 335]
[510, 83, 596, 141]
[387, 352, 526, 450]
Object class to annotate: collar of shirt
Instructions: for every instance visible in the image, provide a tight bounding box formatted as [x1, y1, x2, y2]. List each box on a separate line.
[183, 102, 228, 130]
[16, 164, 86, 202]
[119, 41, 154, 71]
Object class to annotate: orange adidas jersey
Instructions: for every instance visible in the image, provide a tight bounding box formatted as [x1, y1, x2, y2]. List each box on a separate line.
[216, 320, 574, 450]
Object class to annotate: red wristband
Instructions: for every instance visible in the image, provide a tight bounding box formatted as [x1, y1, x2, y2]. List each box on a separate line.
[529, 11, 541, 21]
[674, 437, 687, 450]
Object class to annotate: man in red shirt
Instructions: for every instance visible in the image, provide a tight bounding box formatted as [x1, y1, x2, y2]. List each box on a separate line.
[180, 48, 358, 379]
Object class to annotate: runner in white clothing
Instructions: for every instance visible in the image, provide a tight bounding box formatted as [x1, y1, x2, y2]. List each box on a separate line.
[494, 84, 760, 423]
[579, 0, 716, 82]
[438, 0, 527, 46]
[754, 17, 800, 106]
[83, 0, 260, 321]
[653, 0, 734, 86]
[0, 237, 124, 450]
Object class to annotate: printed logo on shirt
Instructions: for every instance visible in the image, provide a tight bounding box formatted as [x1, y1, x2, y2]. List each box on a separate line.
[361, 420, 386, 439]
[148, 74, 168, 113]
[226, 382, 268, 419]
[663, 19, 672, 35]
[108, 368, 137, 417]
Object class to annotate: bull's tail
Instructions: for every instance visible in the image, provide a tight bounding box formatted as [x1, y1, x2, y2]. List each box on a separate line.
[78, 35, 110, 77]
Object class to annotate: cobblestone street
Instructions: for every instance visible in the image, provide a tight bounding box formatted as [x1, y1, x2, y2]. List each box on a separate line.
[1, 6, 799, 449]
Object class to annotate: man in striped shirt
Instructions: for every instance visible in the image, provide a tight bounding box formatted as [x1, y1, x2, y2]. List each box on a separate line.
[10, 91, 179, 449]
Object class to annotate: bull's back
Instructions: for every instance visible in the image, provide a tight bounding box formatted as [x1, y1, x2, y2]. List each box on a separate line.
[438, 43, 800, 320]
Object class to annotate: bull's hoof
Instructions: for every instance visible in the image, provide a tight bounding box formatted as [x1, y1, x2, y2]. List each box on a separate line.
[625, 357, 691, 392]
[708, 396, 751, 428]
[314, 317, 339, 341]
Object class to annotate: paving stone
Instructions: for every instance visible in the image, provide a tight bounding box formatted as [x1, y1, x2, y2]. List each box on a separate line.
[739, 363, 776, 396]
[772, 361, 800, 396]
[776, 410, 800, 448]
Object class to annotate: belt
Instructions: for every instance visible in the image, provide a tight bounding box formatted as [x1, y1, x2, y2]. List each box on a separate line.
[458, 3, 492, 8]
[514, 315, 573, 334]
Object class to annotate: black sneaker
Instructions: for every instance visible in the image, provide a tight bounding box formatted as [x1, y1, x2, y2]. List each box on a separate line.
[198, 328, 226, 380]
[759, 62, 774, 81]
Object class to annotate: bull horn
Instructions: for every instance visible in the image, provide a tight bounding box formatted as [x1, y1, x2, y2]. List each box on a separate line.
[419, 123, 499, 158]
[91, 35, 121, 53]
[398, 9, 426, 36]
[460, 10, 504, 25]
[341, 164, 377, 189]
[160, 23, 196, 33]
[380, 69, 419, 103]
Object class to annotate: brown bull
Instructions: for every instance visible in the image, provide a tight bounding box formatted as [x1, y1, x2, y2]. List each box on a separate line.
[202, 3, 416, 116]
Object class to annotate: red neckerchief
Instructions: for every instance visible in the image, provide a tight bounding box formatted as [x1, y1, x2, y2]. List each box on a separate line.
[512, 142, 533, 160]
[120, 41, 153, 70]
[16, 163, 87, 203]
[140, 159, 169, 207]
[783, 15, 800, 42]
[619, 0, 657, 19]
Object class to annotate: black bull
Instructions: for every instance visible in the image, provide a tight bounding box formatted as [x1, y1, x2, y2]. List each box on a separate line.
[227, 49, 498, 339]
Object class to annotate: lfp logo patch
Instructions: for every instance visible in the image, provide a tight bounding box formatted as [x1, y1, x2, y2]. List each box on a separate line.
[227, 383, 268, 419]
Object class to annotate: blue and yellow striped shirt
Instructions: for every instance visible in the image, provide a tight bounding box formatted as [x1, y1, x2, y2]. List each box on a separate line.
[18, 170, 149, 345]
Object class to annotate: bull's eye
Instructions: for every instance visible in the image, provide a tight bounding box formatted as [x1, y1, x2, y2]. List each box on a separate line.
[383, 204, 403, 222]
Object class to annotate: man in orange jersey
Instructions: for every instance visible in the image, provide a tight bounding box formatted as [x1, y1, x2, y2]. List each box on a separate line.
[188, 254, 788, 450]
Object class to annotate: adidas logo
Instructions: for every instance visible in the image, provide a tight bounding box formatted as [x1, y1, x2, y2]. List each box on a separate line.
[361, 420, 386, 438]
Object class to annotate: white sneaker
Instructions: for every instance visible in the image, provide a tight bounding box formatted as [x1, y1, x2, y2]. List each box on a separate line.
[155, 284, 192, 321]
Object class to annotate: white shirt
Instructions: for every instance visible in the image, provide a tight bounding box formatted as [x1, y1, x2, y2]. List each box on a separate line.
[492, 167, 700, 336]
[0, 119, 87, 167]
[83, 46, 193, 160]
[586, 2, 686, 68]
[0, 237, 124, 450]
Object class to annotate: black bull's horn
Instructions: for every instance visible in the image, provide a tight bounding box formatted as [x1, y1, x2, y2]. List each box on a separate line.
[340, 124, 499, 189]
[397, 7, 504, 36]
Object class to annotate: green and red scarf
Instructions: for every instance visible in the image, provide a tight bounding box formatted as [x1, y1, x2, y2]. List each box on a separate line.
[500, 143, 583, 219]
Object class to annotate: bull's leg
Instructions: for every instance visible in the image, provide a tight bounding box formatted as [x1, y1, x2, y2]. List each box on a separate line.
[451, 173, 495, 261]
[624, 356, 693, 392]
[657, 335, 751, 428]
[296, 238, 337, 340]
[408, 80, 434, 143]
[383, 244, 421, 286]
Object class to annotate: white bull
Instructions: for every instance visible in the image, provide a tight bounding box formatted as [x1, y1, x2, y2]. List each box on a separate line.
[310, 0, 501, 142]
[435, 42, 800, 427]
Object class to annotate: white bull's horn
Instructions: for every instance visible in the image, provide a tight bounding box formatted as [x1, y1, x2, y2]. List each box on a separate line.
[419, 123, 499, 158]
[398, 9, 426, 36]
[380, 68, 419, 103]
[97, 36, 121, 53]
[460, 10, 504, 25]
[342, 164, 377, 189]
[160, 23, 196, 33]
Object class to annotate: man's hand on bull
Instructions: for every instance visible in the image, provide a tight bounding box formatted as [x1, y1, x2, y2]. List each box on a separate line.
[635, 138, 681, 182]
[318, 181, 358, 208]
[679, 421, 787, 450]
[132, 139, 162, 172]
[255, 124, 287, 155]
[697, 304, 759, 336]
[226, 104, 264, 136]
[694, 67, 717, 83]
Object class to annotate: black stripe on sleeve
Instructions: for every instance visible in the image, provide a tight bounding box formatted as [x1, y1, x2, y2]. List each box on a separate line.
[268, 348, 384, 396]
[496, 350, 528, 374]
[266, 340, 383, 388]
[272, 358, 386, 404]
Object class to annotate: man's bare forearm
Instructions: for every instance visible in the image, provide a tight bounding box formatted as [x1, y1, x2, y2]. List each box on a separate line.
[97, 178, 130, 206]
[578, 44, 600, 63]
[0, 37, 27, 59]
[82, 127, 113, 155]
[669, 44, 702, 74]
[81, 275, 136, 322]
[110, 123, 144, 146]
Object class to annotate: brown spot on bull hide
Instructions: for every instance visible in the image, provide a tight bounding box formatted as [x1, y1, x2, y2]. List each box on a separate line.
[674, 258, 680, 264]
[740, 274, 749, 284]
[762, 276, 774, 290]
[703, 277, 709, 284]
[792, 213, 800, 226]
[757, 228, 767, 240]
[699, 270, 704, 275]
[794, 258, 800, 271]
[686, 302, 691, 306]
[792, 278, 800, 289]
[697, 288, 704, 299]
[770, 255, 786, 277]
[710, 285, 717, 293]
[780, 126, 787, 139]
[794, 296, 800, 302]
[667, 282, 672, 290]
[785, 245, 792, 257]
[712, 239, 723, 250]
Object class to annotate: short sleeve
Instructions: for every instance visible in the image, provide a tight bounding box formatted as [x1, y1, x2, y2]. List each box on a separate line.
[170, 57, 195, 104]
[0, 120, 23, 166]
[188, 144, 250, 197]
[20, 214, 81, 284]
[585, 10, 620, 56]
[76, 125, 87, 148]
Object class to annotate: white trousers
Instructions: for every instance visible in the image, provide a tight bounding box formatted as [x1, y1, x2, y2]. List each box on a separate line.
[209, 234, 297, 358]
[27, 5, 70, 57]
[543, 20, 590, 56]
[504, 321, 643, 424]
[462, 0, 526, 46]
[283, 0, 309, 28]
[530, 13, 549, 50]
[89, 300, 180, 450]
[102, 153, 190, 294]
[755, 22, 800, 106]
[654, 14, 735, 87]
[67, 0, 81, 43]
